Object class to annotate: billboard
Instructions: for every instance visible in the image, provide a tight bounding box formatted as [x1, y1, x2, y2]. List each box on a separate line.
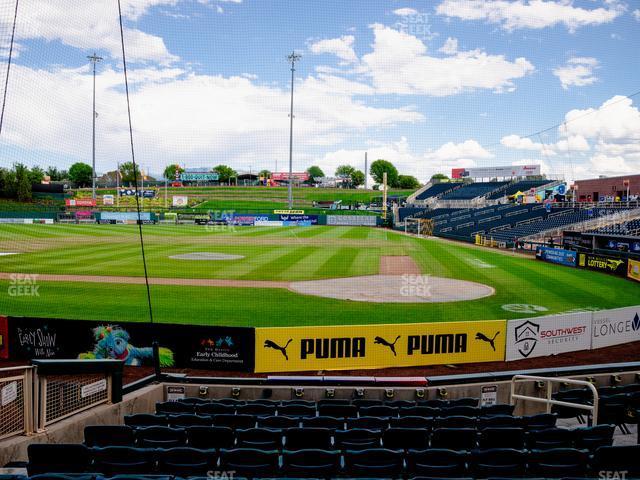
[327, 215, 377, 226]
[254, 320, 506, 373]
[119, 189, 156, 198]
[628, 259, 640, 282]
[99, 211, 152, 222]
[592, 306, 640, 349]
[577, 253, 628, 277]
[65, 199, 96, 207]
[271, 172, 310, 182]
[452, 165, 541, 179]
[506, 312, 592, 361]
[535, 247, 577, 267]
[180, 172, 219, 182]
[5, 316, 254, 371]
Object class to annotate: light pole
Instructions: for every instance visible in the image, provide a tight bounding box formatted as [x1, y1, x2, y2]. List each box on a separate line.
[88, 53, 103, 200]
[287, 51, 301, 210]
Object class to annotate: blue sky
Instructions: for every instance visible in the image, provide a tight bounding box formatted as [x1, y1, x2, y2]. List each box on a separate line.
[1, 0, 639, 182]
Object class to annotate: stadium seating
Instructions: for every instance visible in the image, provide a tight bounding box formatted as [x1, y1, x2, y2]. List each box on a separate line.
[22, 395, 638, 478]
[439, 181, 509, 200]
[588, 218, 640, 236]
[487, 179, 555, 199]
[414, 182, 460, 200]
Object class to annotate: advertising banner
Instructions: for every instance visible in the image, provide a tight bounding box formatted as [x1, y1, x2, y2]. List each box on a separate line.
[254, 320, 506, 373]
[102, 195, 114, 206]
[591, 306, 640, 349]
[99, 212, 153, 222]
[180, 172, 219, 182]
[254, 220, 283, 227]
[6, 317, 254, 371]
[271, 172, 310, 182]
[628, 259, 640, 282]
[279, 214, 319, 225]
[327, 215, 377, 226]
[65, 199, 96, 207]
[274, 210, 305, 215]
[505, 312, 592, 361]
[535, 247, 577, 267]
[452, 165, 540, 179]
[577, 253, 628, 277]
[119, 189, 156, 198]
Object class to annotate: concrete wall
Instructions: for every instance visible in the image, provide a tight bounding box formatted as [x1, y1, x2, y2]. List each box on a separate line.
[0, 383, 163, 466]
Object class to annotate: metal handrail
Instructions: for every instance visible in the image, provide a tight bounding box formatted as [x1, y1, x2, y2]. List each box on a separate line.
[510, 374, 599, 424]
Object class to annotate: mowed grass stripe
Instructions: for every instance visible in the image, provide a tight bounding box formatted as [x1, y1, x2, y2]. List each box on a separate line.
[240, 246, 318, 281]
[276, 247, 337, 280]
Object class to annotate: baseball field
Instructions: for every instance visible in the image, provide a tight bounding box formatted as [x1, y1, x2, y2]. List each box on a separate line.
[0, 223, 637, 327]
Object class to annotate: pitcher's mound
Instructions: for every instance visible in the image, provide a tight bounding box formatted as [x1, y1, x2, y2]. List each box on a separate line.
[289, 275, 494, 303]
[169, 252, 245, 261]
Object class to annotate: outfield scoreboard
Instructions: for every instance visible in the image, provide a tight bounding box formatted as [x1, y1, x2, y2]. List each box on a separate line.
[452, 165, 541, 179]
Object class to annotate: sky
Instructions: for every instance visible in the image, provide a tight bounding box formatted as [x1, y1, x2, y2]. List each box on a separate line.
[0, 0, 639, 184]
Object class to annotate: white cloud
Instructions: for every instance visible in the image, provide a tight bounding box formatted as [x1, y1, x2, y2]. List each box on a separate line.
[309, 36, 358, 64]
[500, 134, 556, 155]
[393, 8, 419, 16]
[424, 139, 494, 162]
[553, 57, 599, 90]
[8, 0, 178, 64]
[436, 0, 624, 32]
[439, 37, 459, 55]
[360, 24, 534, 96]
[0, 64, 422, 173]
[633, 9, 640, 21]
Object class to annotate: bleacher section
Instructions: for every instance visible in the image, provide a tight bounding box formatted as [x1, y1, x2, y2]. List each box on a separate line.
[23, 387, 640, 478]
[487, 179, 554, 200]
[439, 181, 509, 200]
[588, 219, 640, 236]
[427, 205, 636, 243]
[413, 183, 459, 201]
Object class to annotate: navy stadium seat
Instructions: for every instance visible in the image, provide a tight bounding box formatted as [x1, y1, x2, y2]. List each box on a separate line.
[185, 425, 234, 450]
[334, 429, 382, 450]
[195, 402, 236, 415]
[155, 401, 194, 414]
[156, 447, 216, 476]
[528, 448, 590, 477]
[431, 428, 477, 450]
[84, 425, 135, 447]
[343, 448, 404, 477]
[235, 428, 283, 450]
[301, 416, 344, 429]
[92, 446, 157, 475]
[284, 427, 333, 450]
[212, 413, 255, 430]
[27, 444, 91, 475]
[406, 449, 468, 477]
[282, 449, 341, 478]
[257, 415, 300, 429]
[470, 448, 527, 478]
[478, 427, 526, 450]
[167, 414, 213, 427]
[124, 414, 167, 428]
[382, 427, 429, 450]
[592, 445, 640, 476]
[135, 426, 186, 448]
[219, 448, 279, 477]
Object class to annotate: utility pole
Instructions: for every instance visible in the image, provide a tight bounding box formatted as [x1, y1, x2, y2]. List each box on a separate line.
[87, 53, 103, 199]
[364, 152, 368, 190]
[287, 51, 301, 210]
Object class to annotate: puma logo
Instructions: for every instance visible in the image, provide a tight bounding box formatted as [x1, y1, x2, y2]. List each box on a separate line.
[374, 336, 401, 356]
[264, 339, 292, 360]
[475, 332, 500, 351]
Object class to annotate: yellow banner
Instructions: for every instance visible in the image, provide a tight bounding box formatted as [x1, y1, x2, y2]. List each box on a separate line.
[255, 320, 506, 373]
[273, 209, 304, 215]
[628, 259, 640, 283]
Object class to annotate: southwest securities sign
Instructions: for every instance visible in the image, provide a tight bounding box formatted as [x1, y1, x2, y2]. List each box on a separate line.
[577, 253, 628, 277]
[536, 247, 577, 267]
[254, 320, 506, 373]
[506, 312, 592, 361]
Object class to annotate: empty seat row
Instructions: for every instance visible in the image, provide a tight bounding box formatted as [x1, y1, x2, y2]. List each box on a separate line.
[86, 424, 611, 452]
[28, 444, 640, 478]
[126, 411, 554, 431]
[155, 399, 498, 418]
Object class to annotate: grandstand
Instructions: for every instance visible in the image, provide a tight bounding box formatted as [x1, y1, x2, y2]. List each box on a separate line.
[6, 361, 639, 478]
[487, 179, 556, 200]
[588, 219, 640, 236]
[439, 181, 510, 200]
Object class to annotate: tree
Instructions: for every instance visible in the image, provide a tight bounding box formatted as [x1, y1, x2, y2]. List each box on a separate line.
[163, 164, 184, 181]
[335, 165, 355, 179]
[119, 162, 141, 184]
[213, 165, 237, 183]
[306, 166, 324, 181]
[258, 169, 271, 178]
[68, 162, 93, 187]
[28, 166, 45, 184]
[431, 173, 449, 182]
[15, 164, 32, 202]
[369, 159, 399, 187]
[45, 166, 67, 181]
[2, 169, 17, 198]
[398, 175, 421, 189]
[351, 170, 365, 188]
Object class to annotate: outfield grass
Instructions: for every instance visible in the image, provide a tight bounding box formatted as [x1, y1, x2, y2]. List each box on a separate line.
[0, 224, 637, 327]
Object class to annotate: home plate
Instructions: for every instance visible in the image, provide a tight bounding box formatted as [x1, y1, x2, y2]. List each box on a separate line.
[169, 252, 245, 261]
[289, 275, 495, 303]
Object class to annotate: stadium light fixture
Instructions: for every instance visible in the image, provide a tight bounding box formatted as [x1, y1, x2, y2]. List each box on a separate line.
[87, 53, 103, 200]
[286, 51, 301, 210]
